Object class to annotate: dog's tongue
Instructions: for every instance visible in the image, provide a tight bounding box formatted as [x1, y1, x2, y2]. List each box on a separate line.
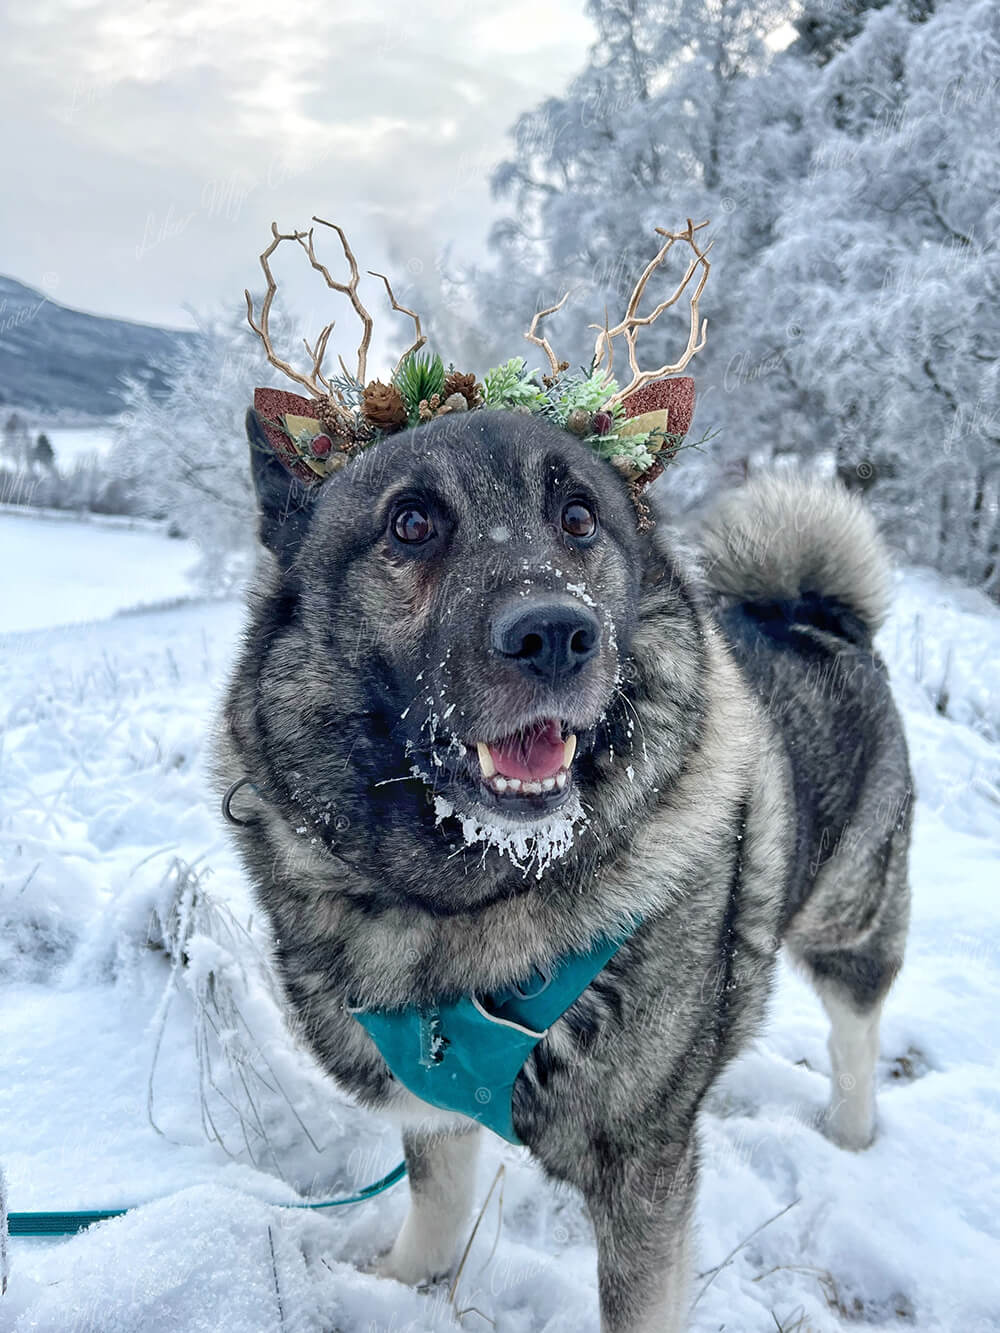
[489, 720, 565, 781]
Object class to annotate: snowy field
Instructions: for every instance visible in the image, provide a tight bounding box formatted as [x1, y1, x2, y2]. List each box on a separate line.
[0, 510, 200, 633]
[42, 426, 116, 469]
[1, 519, 999, 1332]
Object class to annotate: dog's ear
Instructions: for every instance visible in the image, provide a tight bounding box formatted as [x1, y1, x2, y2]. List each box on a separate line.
[246, 407, 321, 567]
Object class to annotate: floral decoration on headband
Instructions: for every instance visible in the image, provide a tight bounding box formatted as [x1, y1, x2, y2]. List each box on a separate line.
[244, 216, 712, 525]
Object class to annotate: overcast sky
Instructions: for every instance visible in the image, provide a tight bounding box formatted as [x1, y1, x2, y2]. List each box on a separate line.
[2, 0, 594, 331]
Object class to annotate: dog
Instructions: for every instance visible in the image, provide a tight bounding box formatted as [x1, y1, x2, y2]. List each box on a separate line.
[215, 407, 912, 1332]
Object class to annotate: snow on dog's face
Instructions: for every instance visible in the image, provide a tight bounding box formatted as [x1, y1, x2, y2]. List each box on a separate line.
[246, 409, 644, 889]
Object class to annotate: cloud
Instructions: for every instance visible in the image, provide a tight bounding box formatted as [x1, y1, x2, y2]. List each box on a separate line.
[1, 0, 593, 333]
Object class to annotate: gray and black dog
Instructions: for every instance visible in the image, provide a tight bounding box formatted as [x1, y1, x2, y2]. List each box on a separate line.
[216, 407, 911, 1333]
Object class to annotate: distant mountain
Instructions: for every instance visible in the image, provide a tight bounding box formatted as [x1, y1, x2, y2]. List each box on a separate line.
[0, 276, 198, 419]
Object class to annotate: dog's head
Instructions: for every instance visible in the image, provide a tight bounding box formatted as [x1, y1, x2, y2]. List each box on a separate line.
[246, 408, 645, 854]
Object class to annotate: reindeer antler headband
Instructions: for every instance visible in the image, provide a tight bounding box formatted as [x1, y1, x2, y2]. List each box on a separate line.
[245, 216, 712, 522]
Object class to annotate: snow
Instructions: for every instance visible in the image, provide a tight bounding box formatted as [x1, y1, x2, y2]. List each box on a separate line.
[43, 426, 116, 469]
[0, 511, 200, 632]
[1, 519, 999, 1331]
[433, 791, 586, 880]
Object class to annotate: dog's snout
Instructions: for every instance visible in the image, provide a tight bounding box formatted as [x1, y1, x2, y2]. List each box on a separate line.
[491, 599, 600, 682]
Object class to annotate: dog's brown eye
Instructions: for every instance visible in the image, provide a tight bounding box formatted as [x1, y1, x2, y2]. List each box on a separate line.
[392, 505, 434, 544]
[562, 501, 597, 538]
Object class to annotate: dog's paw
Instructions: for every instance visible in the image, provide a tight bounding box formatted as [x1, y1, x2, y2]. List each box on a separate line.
[823, 1097, 876, 1151]
[376, 1231, 453, 1288]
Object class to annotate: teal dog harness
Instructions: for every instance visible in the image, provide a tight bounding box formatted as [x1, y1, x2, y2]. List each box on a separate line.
[350, 923, 638, 1144]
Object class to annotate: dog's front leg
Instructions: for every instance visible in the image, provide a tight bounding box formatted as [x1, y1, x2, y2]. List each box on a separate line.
[583, 1138, 697, 1333]
[378, 1124, 481, 1286]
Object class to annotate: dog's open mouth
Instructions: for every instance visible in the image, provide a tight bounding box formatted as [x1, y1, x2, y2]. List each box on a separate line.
[473, 719, 576, 810]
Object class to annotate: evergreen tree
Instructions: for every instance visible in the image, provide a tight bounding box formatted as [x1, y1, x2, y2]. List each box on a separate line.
[734, 0, 999, 588]
[33, 433, 55, 469]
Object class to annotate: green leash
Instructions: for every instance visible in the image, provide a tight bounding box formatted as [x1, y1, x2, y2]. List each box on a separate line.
[6, 1161, 407, 1237]
[9, 921, 641, 1236]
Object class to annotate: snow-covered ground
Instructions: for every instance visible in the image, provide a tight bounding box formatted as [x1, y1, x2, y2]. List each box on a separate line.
[1, 520, 998, 1332]
[0, 511, 200, 632]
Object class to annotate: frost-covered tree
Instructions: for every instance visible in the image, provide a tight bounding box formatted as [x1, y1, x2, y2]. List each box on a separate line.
[1, 413, 31, 469]
[790, 0, 893, 65]
[733, 0, 1000, 589]
[0, 416, 137, 513]
[477, 0, 809, 494]
[475, 0, 999, 593]
[112, 312, 261, 588]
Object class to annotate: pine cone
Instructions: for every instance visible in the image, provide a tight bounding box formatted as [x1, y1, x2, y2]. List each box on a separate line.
[362, 380, 408, 431]
[315, 395, 356, 446]
[442, 371, 481, 407]
[418, 394, 441, 422]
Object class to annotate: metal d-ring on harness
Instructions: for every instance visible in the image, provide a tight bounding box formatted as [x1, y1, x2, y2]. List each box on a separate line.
[221, 776, 258, 826]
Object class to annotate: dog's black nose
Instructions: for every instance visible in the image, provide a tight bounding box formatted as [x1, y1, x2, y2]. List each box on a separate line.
[491, 599, 600, 682]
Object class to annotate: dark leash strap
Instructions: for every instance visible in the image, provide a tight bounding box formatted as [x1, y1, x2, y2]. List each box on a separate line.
[6, 1161, 407, 1237]
[7, 781, 406, 1239]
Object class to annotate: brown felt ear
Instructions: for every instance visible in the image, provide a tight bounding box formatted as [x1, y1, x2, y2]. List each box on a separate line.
[252, 388, 329, 485]
[620, 376, 695, 438]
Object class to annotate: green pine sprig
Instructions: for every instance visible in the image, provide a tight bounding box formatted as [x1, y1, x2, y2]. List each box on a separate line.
[394, 352, 446, 424]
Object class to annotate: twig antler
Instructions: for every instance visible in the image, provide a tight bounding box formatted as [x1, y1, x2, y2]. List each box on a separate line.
[368, 271, 426, 376]
[525, 290, 573, 378]
[244, 224, 326, 397]
[300, 217, 373, 385]
[244, 219, 426, 397]
[590, 219, 712, 408]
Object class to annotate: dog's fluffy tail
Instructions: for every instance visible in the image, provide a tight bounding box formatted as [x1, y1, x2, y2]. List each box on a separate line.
[697, 473, 892, 636]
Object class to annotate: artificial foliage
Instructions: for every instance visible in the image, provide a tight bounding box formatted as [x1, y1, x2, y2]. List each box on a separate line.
[393, 353, 447, 425]
[549, 368, 622, 427]
[243, 216, 713, 523]
[252, 348, 704, 510]
[482, 358, 550, 412]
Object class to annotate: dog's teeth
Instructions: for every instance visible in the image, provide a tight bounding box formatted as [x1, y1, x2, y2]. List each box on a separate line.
[563, 734, 577, 767]
[477, 742, 496, 778]
[506, 778, 521, 793]
[555, 771, 567, 789]
[541, 777, 555, 792]
[492, 776, 508, 793]
[523, 780, 541, 795]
